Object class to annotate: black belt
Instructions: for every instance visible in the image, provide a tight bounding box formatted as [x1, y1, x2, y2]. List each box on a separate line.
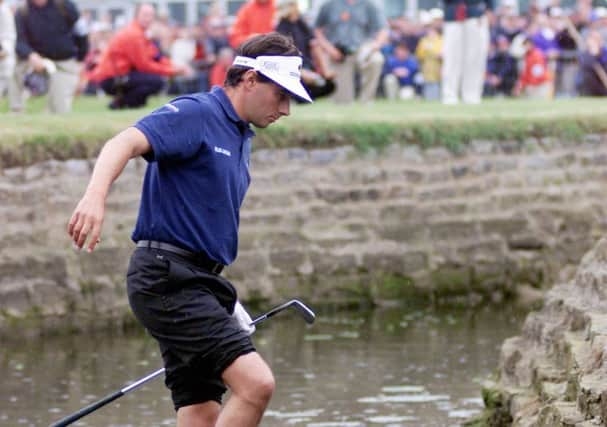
[136, 240, 224, 275]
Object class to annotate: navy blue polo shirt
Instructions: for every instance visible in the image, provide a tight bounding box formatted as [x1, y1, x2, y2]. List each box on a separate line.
[131, 86, 255, 265]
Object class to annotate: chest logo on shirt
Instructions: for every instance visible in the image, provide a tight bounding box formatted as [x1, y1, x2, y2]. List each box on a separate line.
[214, 146, 232, 157]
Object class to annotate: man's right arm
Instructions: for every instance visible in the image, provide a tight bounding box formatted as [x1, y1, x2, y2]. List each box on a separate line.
[67, 127, 151, 253]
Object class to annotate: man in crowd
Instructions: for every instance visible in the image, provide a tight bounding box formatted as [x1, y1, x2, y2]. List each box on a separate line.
[91, 3, 191, 109]
[441, 0, 493, 104]
[0, 0, 16, 98]
[314, 0, 388, 103]
[484, 34, 518, 97]
[68, 32, 311, 427]
[513, 34, 553, 98]
[11, 0, 89, 113]
[382, 41, 419, 100]
[578, 29, 607, 96]
[275, 0, 335, 100]
[229, 0, 276, 49]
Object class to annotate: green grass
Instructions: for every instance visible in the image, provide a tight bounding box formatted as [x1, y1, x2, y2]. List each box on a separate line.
[0, 94, 606, 168]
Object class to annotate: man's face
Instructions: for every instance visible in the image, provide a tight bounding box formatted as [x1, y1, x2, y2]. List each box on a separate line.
[246, 78, 291, 128]
[137, 5, 156, 29]
[31, 0, 48, 7]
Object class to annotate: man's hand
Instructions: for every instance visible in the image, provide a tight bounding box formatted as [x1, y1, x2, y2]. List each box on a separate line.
[232, 301, 256, 335]
[28, 52, 47, 73]
[67, 189, 106, 253]
[174, 63, 195, 78]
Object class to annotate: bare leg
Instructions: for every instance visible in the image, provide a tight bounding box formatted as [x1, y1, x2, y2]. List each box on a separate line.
[310, 39, 334, 79]
[177, 401, 220, 427]
[216, 352, 275, 427]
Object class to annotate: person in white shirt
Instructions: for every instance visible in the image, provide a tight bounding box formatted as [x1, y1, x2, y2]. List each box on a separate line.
[0, 0, 16, 98]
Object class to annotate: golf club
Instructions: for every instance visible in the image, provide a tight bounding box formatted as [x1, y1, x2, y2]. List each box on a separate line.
[49, 299, 315, 427]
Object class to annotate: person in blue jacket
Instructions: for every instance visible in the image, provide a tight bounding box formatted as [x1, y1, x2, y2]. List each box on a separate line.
[484, 34, 518, 97]
[382, 41, 420, 99]
[67, 32, 311, 427]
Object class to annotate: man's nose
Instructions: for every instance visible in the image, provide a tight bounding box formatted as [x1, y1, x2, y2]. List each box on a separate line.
[279, 98, 290, 116]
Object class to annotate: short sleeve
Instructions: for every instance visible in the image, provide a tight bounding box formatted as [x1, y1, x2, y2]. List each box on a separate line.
[314, 2, 330, 28]
[366, 1, 387, 34]
[135, 96, 207, 163]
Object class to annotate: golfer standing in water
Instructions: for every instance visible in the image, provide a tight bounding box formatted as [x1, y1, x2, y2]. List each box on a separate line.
[67, 32, 311, 427]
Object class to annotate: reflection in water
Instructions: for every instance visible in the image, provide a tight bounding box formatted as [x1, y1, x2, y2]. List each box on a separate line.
[0, 305, 525, 426]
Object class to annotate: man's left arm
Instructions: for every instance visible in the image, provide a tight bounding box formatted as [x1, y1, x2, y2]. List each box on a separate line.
[367, 2, 389, 51]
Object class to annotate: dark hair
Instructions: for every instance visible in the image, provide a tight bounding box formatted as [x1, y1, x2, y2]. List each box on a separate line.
[224, 32, 301, 87]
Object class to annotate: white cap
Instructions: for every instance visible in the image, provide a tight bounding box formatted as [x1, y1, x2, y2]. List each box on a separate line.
[419, 10, 431, 25]
[429, 8, 444, 20]
[233, 55, 313, 103]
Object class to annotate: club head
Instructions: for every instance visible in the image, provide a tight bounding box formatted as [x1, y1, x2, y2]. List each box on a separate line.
[290, 300, 316, 324]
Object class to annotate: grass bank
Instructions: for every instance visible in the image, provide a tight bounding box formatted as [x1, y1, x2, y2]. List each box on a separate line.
[1, 95, 606, 168]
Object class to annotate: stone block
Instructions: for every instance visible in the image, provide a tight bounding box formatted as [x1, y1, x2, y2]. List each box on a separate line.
[499, 140, 521, 154]
[471, 159, 493, 175]
[362, 252, 406, 275]
[287, 148, 309, 161]
[424, 147, 451, 162]
[0, 282, 30, 313]
[430, 265, 472, 296]
[377, 223, 429, 243]
[309, 251, 357, 275]
[469, 139, 497, 155]
[582, 134, 603, 145]
[508, 234, 546, 251]
[226, 251, 267, 280]
[64, 159, 91, 176]
[481, 217, 529, 239]
[494, 158, 519, 173]
[523, 138, 540, 153]
[553, 152, 577, 168]
[417, 186, 458, 201]
[426, 169, 451, 183]
[76, 247, 130, 278]
[310, 149, 339, 165]
[386, 184, 414, 199]
[402, 145, 424, 163]
[379, 203, 417, 223]
[264, 230, 307, 249]
[269, 249, 306, 274]
[451, 164, 469, 179]
[429, 219, 479, 241]
[400, 168, 424, 183]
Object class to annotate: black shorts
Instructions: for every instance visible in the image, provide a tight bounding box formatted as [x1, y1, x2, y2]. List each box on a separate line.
[126, 247, 255, 410]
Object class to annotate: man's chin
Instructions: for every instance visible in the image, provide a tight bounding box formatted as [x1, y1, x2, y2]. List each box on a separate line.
[252, 119, 274, 128]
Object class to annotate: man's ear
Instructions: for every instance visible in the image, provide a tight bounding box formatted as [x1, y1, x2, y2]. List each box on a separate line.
[242, 69, 258, 90]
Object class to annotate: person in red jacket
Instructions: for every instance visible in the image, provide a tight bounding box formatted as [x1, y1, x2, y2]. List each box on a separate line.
[229, 0, 276, 49]
[209, 46, 235, 87]
[513, 35, 554, 99]
[91, 3, 191, 109]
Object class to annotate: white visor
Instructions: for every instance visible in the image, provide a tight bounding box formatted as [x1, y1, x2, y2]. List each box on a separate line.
[233, 55, 313, 103]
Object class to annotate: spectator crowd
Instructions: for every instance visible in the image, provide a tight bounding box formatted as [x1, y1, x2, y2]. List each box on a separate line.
[0, 0, 606, 113]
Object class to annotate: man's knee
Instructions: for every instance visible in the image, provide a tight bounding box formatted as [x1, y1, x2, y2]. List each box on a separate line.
[177, 401, 220, 427]
[236, 368, 275, 408]
[253, 371, 275, 403]
[223, 352, 275, 407]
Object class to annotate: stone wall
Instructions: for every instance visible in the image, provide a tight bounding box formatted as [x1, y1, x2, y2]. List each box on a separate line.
[478, 237, 607, 426]
[2, 134, 607, 333]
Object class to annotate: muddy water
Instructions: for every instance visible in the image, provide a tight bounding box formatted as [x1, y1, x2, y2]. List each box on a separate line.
[0, 305, 524, 426]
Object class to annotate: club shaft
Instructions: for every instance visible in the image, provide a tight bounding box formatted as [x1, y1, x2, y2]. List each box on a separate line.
[48, 300, 311, 427]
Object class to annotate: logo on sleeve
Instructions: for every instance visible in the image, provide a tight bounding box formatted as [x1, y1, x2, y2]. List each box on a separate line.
[163, 103, 180, 113]
[214, 146, 231, 157]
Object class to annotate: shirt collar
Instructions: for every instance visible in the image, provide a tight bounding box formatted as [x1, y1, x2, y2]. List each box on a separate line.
[210, 86, 248, 128]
